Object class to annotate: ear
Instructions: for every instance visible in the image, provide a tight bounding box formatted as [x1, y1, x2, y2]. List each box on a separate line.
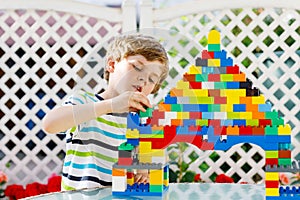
[106, 57, 115, 73]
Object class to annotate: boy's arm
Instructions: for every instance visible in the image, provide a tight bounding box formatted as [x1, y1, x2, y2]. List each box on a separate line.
[43, 100, 112, 134]
[43, 91, 152, 134]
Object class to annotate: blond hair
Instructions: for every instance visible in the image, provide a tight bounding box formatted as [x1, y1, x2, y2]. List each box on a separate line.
[105, 34, 169, 94]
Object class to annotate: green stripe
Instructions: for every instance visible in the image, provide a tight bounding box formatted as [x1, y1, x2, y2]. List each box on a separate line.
[62, 180, 76, 191]
[66, 150, 118, 163]
[96, 117, 126, 128]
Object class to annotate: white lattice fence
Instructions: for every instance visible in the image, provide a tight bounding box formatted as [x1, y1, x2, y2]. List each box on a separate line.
[0, 0, 136, 185]
[140, 0, 300, 183]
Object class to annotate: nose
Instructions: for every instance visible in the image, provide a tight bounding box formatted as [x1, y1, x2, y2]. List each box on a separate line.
[137, 76, 146, 84]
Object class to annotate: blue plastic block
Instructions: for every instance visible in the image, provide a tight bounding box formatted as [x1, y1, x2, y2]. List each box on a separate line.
[164, 94, 177, 104]
[113, 184, 169, 197]
[136, 125, 152, 134]
[176, 126, 199, 135]
[202, 112, 214, 119]
[183, 119, 196, 126]
[233, 120, 246, 126]
[214, 50, 227, 59]
[214, 136, 280, 151]
[202, 67, 215, 74]
[201, 126, 209, 135]
[221, 120, 233, 126]
[207, 126, 219, 143]
[164, 165, 169, 172]
[258, 103, 272, 112]
[233, 104, 246, 112]
[227, 82, 240, 89]
[183, 104, 199, 112]
[127, 113, 140, 129]
[265, 135, 291, 143]
[127, 139, 139, 146]
[198, 105, 209, 112]
[221, 57, 233, 67]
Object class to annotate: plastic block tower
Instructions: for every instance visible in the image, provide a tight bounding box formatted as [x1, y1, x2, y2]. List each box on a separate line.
[112, 30, 297, 199]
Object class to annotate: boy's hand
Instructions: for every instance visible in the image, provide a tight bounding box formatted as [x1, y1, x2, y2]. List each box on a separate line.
[134, 169, 149, 184]
[111, 91, 152, 113]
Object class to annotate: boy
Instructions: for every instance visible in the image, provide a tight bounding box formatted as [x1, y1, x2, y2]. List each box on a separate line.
[43, 34, 169, 191]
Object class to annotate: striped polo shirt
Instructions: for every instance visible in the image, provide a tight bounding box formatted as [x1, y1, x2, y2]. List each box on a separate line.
[61, 90, 127, 191]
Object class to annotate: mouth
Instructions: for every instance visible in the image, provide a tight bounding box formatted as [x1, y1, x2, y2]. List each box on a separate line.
[133, 85, 142, 92]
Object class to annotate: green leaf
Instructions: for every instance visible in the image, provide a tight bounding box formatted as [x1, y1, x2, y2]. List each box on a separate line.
[180, 161, 189, 172]
[290, 180, 300, 185]
[169, 169, 178, 183]
[179, 142, 189, 152]
[180, 171, 196, 182]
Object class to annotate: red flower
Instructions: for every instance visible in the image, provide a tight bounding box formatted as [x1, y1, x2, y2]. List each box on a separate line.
[194, 174, 201, 182]
[47, 174, 61, 192]
[25, 182, 48, 197]
[4, 184, 26, 200]
[215, 174, 234, 183]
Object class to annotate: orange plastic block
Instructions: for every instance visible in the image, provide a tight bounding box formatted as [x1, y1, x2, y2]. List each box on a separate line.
[112, 169, 126, 176]
[278, 150, 291, 158]
[208, 89, 220, 97]
[170, 88, 183, 97]
[233, 73, 246, 81]
[240, 97, 252, 104]
[184, 74, 196, 82]
[246, 104, 258, 112]
[227, 126, 239, 135]
[158, 103, 170, 111]
[171, 119, 183, 126]
[252, 112, 265, 119]
[252, 126, 265, 135]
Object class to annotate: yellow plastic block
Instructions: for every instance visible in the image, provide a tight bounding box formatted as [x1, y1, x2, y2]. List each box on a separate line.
[139, 142, 152, 153]
[239, 112, 252, 119]
[188, 65, 202, 74]
[177, 112, 189, 119]
[266, 151, 279, 158]
[176, 80, 190, 89]
[196, 97, 214, 104]
[266, 188, 279, 196]
[149, 169, 163, 185]
[151, 149, 165, 157]
[225, 104, 233, 112]
[194, 89, 208, 97]
[126, 129, 139, 138]
[164, 179, 169, 186]
[208, 59, 220, 67]
[265, 172, 279, 181]
[139, 134, 164, 139]
[183, 89, 197, 97]
[278, 124, 291, 135]
[139, 155, 152, 163]
[227, 112, 240, 119]
[208, 30, 220, 44]
[252, 95, 265, 104]
[170, 88, 183, 97]
[127, 178, 134, 185]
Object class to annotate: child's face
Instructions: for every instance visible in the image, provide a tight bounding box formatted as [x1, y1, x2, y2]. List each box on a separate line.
[108, 55, 164, 96]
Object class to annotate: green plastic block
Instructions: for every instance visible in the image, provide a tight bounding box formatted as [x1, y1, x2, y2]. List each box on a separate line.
[171, 104, 183, 112]
[208, 104, 220, 112]
[150, 185, 163, 193]
[278, 158, 292, 166]
[265, 125, 278, 135]
[266, 151, 278, 158]
[196, 120, 208, 126]
[164, 171, 169, 179]
[208, 44, 221, 51]
[118, 142, 134, 151]
[246, 119, 259, 126]
[195, 74, 208, 82]
[220, 74, 233, 82]
[272, 118, 284, 126]
[140, 108, 153, 117]
[214, 82, 227, 89]
[265, 111, 278, 120]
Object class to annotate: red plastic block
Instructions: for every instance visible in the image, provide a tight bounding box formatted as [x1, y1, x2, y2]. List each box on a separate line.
[184, 74, 196, 82]
[252, 126, 265, 135]
[190, 112, 202, 119]
[208, 119, 220, 126]
[150, 110, 165, 126]
[202, 50, 214, 59]
[127, 172, 134, 179]
[189, 125, 201, 132]
[259, 119, 272, 127]
[214, 97, 227, 104]
[266, 180, 279, 188]
[118, 157, 133, 165]
[214, 126, 226, 135]
[265, 158, 278, 166]
[200, 141, 214, 150]
[189, 81, 202, 89]
[208, 89, 220, 97]
[208, 74, 220, 82]
[226, 65, 240, 74]
[278, 150, 291, 158]
[239, 126, 252, 135]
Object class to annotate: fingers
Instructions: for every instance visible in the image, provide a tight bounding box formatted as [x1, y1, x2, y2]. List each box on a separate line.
[128, 92, 152, 112]
[134, 174, 149, 184]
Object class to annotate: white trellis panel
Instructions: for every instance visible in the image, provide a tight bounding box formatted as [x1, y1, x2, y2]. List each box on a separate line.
[0, 0, 136, 185]
[140, 0, 300, 183]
